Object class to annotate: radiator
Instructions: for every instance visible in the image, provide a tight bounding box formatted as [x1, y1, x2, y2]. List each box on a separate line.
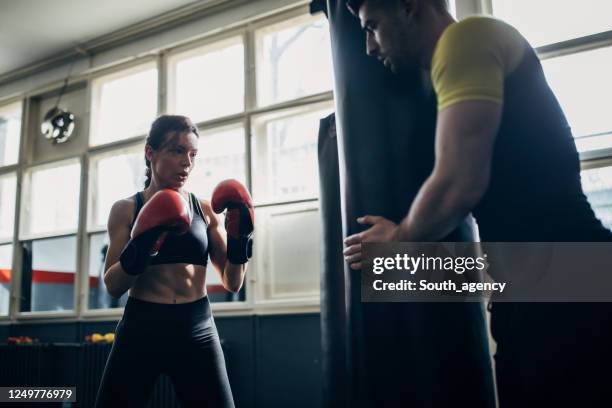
[0, 343, 183, 408]
[0, 344, 46, 386]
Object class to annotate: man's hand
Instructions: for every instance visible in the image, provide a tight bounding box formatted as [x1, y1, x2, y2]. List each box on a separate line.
[343, 215, 400, 270]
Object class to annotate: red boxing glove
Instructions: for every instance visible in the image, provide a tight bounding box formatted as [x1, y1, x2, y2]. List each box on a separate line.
[211, 179, 254, 264]
[120, 189, 192, 275]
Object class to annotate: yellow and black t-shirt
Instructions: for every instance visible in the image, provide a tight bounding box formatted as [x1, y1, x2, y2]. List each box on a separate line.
[431, 17, 525, 110]
[427, 17, 611, 241]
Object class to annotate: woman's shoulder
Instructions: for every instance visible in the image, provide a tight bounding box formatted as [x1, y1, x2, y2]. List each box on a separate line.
[198, 198, 212, 211]
[108, 194, 139, 224]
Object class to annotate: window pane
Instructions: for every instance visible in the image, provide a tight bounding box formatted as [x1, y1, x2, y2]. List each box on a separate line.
[91, 66, 158, 146]
[184, 126, 246, 199]
[257, 14, 333, 106]
[448, 0, 457, 18]
[0, 102, 21, 167]
[88, 232, 128, 309]
[0, 244, 12, 316]
[90, 149, 145, 229]
[541, 46, 612, 152]
[252, 104, 332, 203]
[492, 0, 612, 47]
[255, 204, 320, 301]
[581, 166, 612, 230]
[21, 236, 76, 312]
[170, 38, 244, 123]
[23, 162, 81, 237]
[0, 173, 17, 240]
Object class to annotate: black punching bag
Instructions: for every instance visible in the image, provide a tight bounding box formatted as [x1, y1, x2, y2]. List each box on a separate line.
[318, 1, 497, 407]
[318, 113, 349, 407]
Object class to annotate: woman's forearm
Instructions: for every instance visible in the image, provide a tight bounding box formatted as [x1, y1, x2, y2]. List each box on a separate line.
[104, 262, 138, 298]
[222, 262, 246, 293]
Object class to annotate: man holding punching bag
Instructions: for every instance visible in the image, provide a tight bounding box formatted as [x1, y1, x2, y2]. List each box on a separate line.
[96, 115, 254, 408]
[342, 0, 612, 406]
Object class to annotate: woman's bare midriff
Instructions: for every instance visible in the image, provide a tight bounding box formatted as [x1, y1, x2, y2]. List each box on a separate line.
[129, 263, 208, 304]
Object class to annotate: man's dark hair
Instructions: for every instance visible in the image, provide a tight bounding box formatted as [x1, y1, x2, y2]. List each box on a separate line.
[346, 0, 448, 16]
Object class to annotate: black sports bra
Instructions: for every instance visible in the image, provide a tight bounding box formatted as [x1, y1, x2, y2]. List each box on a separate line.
[131, 191, 209, 267]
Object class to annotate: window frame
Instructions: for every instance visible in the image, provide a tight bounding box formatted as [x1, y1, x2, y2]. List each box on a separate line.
[0, 171, 18, 244]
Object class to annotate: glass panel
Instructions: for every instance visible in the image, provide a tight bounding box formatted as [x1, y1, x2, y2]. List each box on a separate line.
[0, 101, 22, 167]
[0, 173, 17, 240]
[184, 125, 246, 200]
[252, 104, 332, 203]
[90, 149, 145, 229]
[449, 0, 457, 19]
[541, 46, 612, 152]
[23, 161, 81, 237]
[256, 204, 320, 301]
[256, 14, 333, 106]
[492, 0, 612, 47]
[170, 38, 244, 123]
[581, 166, 612, 230]
[0, 244, 12, 316]
[88, 232, 128, 309]
[91, 66, 158, 146]
[21, 236, 76, 312]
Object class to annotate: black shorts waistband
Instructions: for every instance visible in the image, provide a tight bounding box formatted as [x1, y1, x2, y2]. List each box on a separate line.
[123, 295, 212, 322]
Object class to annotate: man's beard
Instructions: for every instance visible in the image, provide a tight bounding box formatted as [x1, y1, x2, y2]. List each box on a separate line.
[388, 56, 421, 74]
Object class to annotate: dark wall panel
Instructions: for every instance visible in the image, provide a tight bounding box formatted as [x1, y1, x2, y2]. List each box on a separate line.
[255, 314, 322, 408]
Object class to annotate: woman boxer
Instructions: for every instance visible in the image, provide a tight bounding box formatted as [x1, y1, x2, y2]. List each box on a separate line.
[95, 115, 254, 408]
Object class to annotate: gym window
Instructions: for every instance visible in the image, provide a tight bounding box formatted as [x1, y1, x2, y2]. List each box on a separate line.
[255, 13, 333, 107]
[87, 145, 144, 310]
[540, 47, 612, 153]
[490, 0, 612, 48]
[18, 159, 81, 314]
[0, 173, 17, 242]
[0, 244, 13, 316]
[0, 171, 17, 317]
[581, 166, 612, 230]
[90, 62, 158, 147]
[20, 160, 81, 238]
[0, 101, 22, 167]
[167, 36, 245, 123]
[251, 102, 330, 205]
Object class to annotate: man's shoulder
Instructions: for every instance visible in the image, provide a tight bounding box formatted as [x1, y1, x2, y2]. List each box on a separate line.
[433, 16, 526, 72]
[442, 16, 519, 45]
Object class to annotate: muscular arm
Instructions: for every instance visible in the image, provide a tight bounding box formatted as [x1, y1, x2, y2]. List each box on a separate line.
[396, 100, 502, 241]
[103, 200, 138, 298]
[201, 200, 247, 293]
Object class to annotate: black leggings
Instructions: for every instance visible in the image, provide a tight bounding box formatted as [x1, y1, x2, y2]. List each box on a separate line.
[95, 296, 234, 408]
